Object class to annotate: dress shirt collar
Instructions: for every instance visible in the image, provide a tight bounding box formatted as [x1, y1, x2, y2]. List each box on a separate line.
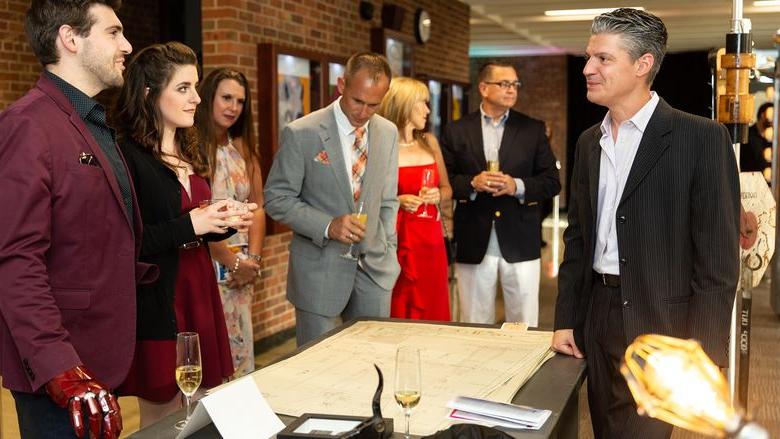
[600, 91, 660, 138]
[44, 70, 106, 125]
[333, 96, 369, 138]
[479, 103, 509, 127]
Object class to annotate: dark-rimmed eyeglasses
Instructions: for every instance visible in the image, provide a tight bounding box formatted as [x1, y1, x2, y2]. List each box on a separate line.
[483, 80, 522, 90]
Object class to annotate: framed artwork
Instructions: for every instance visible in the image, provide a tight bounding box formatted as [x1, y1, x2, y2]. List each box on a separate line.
[277, 54, 313, 137]
[452, 84, 464, 121]
[428, 80, 442, 138]
[371, 28, 414, 77]
[417, 74, 470, 137]
[327, 62, 345, 104]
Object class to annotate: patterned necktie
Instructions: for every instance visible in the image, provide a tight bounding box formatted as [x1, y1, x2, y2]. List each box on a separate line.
[351, 126, 367, 202]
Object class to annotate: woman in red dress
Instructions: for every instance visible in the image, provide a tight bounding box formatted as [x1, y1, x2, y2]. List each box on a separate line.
[114, 42, 255, 427]
[378, 77, 452, 320]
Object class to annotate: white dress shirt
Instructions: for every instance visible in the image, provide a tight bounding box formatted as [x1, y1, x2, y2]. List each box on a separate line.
[324, 98, 370, 238]
[592, 92, 660, 275]
[333, 97, 370, 193]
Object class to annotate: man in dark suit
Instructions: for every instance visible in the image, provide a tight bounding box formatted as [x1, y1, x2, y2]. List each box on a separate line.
[552, 8, 740, 438]
[441, 61, 560, 326]
[0, 1, 154, 437]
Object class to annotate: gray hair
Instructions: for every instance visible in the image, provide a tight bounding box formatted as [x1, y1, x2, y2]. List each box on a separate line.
[591, 8, 668, 85]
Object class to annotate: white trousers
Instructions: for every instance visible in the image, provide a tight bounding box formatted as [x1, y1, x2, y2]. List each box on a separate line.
[455, 257, 540, 326]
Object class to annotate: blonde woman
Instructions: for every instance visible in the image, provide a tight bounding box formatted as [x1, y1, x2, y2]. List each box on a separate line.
[378, 77, 452, 320]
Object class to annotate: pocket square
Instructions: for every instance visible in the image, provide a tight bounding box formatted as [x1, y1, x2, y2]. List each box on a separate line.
[78, 152, 100, 167]
[314, 150, 330, 165]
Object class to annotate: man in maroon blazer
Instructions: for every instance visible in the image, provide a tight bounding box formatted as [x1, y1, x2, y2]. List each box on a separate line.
[0, 1, 155, 438]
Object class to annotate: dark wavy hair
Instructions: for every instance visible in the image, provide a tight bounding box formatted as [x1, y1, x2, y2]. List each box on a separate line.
[26, 0, 121, 66]
[195, 68, 258, 180]
[114, 41, 207, 176]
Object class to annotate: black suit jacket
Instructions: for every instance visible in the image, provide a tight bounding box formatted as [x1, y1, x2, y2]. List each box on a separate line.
[555, 98, 740, 366]
[441, 109, 560, 263]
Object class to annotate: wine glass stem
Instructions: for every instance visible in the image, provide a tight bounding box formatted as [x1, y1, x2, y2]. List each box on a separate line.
[185, 395, 192, 421]
[404, 408, 411, 439]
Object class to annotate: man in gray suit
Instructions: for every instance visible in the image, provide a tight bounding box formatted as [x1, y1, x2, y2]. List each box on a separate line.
[265, 52, 400, 346]
[552, 8, 739, 438]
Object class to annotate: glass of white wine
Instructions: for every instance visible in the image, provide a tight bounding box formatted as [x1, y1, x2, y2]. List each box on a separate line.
[394, 346, 421, 439]
[175, 332, 202, 431]
[340, 201, 366, 260]
[486, 144, 500, 172]
[418, 168, 434, 218]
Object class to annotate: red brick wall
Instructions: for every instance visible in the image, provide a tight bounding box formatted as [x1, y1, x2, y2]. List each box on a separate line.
[0, 1, 38, 110]
[469, 55, 568, 206]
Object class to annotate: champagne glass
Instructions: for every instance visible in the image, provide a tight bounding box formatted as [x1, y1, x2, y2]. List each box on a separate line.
[418, 169, 434, 218]
[394, 346, 421, 439]
[486, 145, 500, 172]
[175, 332, 202, 430]
[340, 201, 366, 260]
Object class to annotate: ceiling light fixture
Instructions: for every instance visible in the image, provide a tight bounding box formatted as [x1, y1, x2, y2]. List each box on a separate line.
[544, 7, 645, 17]
[753, 1, 780, 6]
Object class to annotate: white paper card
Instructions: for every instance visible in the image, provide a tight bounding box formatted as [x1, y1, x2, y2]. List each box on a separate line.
[176, 377, 285, 439]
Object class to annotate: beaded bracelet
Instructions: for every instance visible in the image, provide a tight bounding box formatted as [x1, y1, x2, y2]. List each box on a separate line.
[231, 255, 242, 273]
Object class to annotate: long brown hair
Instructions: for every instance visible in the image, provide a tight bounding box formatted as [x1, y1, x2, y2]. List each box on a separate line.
[377, 76, 432, 153]
[195, 68, 258, 180]
[114, 41, 207, 176]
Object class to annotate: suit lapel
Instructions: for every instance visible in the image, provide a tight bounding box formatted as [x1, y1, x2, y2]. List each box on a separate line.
[619, 99, 673, 206]
[358, 117, 384, 206]
[44, 82, 133, 230]
[467, 113, 487, 169]
[498, 113, 519, 166]
[587, 129, 601, 226]
[319, 108, 354, 208]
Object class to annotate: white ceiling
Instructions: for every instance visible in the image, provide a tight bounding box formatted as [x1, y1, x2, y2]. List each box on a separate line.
[464, 0, 780, 57]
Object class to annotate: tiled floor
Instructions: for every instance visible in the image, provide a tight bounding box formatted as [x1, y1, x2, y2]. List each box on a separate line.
[2, 222, 779, 438]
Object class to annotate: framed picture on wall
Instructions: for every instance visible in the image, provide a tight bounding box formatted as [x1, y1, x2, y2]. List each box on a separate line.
[371, 28, 414, 77]
[327, 62, 345, 104]
[452, 84, 464, 121]
[428, 80, 442, 138]
[277, 54, 314, 137]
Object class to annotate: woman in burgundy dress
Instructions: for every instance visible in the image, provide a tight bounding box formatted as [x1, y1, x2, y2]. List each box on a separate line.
[114, 42, 255, 427]
[378, 77, 452, 320]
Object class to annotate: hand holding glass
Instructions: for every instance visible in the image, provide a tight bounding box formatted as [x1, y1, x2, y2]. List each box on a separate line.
[394, 346, 421, 439]
[175, 332, 202, 431]
[340, 201, 366, 260]
[418, 169, 434, 218]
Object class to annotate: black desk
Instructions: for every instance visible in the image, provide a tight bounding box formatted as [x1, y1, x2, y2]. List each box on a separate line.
[130, 320, 585, 439]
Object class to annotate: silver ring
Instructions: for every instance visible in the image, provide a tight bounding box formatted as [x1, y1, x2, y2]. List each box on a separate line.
[348, 233, 354, 240]
[486, 181, 491, 187]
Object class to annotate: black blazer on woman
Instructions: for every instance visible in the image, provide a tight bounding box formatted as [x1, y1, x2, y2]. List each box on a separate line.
[441, 109, 561, 264]
[119, 139, 230, 340]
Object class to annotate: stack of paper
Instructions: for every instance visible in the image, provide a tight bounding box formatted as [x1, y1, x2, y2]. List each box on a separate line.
[446, 396, 551, 430]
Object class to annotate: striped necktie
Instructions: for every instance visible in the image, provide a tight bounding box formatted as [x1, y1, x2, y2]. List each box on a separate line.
[351, 126, 367, 202]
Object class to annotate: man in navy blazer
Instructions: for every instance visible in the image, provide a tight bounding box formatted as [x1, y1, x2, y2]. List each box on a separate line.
[552, 8, 740, 438]
[0, 1, 154, 438]
[441, 61, 560, 326]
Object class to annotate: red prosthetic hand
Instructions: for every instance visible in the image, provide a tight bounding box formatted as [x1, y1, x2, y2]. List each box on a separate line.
[45, 366, 122, 439]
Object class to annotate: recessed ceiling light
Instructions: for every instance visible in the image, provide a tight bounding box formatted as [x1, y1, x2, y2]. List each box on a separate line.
[544, 7, 645, 17]
[754, 0, 780, 6]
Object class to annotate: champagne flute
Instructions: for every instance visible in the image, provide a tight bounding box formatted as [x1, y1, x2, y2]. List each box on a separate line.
[418, 168, 434, 218]
[394, 346, 421, 439]
[340, 201, 366, 260]
[486, 145, 500, 172]
[175, 332, 202, 430]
